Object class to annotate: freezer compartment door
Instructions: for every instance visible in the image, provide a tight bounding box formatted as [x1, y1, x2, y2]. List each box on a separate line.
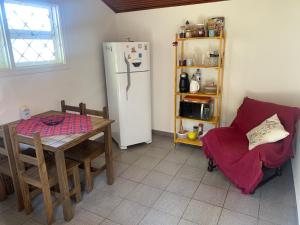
[112, 42, 150, 73]
[117, 71, 152, 147]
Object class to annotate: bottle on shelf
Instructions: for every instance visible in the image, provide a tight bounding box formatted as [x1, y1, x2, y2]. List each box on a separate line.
[194, 69, 202, 90]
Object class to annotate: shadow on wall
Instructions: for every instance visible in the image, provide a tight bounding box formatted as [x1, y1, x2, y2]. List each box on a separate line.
[224, 91, 300, 127]
[245, 91, 300, 108]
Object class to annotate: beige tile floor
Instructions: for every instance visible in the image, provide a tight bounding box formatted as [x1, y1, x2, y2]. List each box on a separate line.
[0, 134, 298, 225]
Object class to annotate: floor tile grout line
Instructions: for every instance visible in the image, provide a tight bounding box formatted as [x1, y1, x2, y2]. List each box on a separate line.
[257, 186, 263, 223]
[113, 148, 170, 225]
[177, 197, 193, 225]
[216, 182, 230, 225]
[163, 152, 193, 225]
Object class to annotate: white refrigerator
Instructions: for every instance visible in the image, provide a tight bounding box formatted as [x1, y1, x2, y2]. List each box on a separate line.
[103, 42, 152, 149]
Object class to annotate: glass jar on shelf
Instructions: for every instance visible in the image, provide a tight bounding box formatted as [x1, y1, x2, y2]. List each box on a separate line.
[208, 50, 219, 66]
[185, 29, 193, 38]
[193, 24, 206, 37]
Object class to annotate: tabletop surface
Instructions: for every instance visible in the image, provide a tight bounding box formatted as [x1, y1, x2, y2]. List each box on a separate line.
[10, 111, 114, 152]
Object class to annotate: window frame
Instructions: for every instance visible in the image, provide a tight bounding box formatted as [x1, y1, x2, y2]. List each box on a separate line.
[0, 0, 67, 76]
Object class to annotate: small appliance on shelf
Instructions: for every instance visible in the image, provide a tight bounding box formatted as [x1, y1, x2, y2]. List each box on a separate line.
[179, 96, 213, 121]
[179, 72, 190, 93]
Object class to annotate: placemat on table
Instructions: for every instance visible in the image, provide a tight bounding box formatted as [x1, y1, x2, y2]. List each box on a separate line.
[16, 113, 93, 137]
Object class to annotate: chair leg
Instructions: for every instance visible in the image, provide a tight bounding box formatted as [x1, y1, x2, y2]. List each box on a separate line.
[20, 180, 32, 214]
[72, 167, 81, 202]
[276, 167, 282, 176]
[84, 160, 93, 193]
[41, 186, 54, 225]
[208, 159, 216, 172]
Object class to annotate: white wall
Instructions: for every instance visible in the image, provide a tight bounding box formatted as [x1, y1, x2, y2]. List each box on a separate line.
[115, 0, 300, 220]
[295, 125, 300, 223]
[115, 0, 300, 130]
[0, 0, 116, 124]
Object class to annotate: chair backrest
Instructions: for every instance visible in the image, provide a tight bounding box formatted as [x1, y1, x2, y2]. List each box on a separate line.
[0, 125, 13, 158]
[61, 100, 82, 115]
[12, 128, 50, 188]
[231, 97, 300, 158]
[0, 126, 8, 157]
[81, 103, 108, 119]
[231, 98, 300, 135]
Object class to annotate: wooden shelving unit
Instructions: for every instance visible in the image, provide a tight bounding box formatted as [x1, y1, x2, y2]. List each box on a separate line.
[173, 31, 225, 147]
[177, 65, 220, 69]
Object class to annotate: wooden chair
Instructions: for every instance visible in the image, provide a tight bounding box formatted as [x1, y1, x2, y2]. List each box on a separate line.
[12, 129, 81, 225]
[61, 100, 83, 115]
[0, 125, 23, 210]
[65, 103, 108, 192]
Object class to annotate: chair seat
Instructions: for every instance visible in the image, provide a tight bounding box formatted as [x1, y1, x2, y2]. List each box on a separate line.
[0, 158, 11, 176]
[23, 159, 80, 188]
[65, 140, 105, 162]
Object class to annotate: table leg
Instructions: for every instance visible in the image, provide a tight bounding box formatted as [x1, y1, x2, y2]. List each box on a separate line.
[55, 151, 73, 221]
[105, 124, 114, 185]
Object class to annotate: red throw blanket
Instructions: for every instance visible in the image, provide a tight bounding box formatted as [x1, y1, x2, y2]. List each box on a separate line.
[203, 98, 300, 194]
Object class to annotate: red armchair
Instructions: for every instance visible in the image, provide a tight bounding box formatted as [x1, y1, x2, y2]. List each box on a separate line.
[202, 97, 300, 194]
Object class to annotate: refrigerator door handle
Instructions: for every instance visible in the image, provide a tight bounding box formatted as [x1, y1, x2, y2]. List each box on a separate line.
[124, 53, 131, 100]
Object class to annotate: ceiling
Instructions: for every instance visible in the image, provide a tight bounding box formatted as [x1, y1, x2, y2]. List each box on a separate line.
[102, 0, 226, 13]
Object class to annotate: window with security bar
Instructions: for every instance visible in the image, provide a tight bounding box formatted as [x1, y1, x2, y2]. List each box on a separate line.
[0, 0, 65, 69]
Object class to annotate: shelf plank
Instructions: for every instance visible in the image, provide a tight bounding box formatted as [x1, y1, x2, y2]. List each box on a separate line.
[177, 36, 221, 41]
[176, 116, 218, 124]
[177, 65, 220, 69]
[175, 138, 203, 147]
[176, 92, 218, 98]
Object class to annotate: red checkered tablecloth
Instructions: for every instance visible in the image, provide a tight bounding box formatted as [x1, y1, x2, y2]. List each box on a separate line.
[16, 113, 93, 137]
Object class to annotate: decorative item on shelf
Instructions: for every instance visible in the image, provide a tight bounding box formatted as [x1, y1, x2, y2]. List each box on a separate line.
[185, 29, 193, 38]
[185, 20, 191, 30]
[198, 123, 204, 136]
[193, 23, 206, 37]
[201, 53, 207, 66]
[185, 20, 193, 38]
[194, 68, 202, 87]
[177, 122, 188, 139]
[179, 59, 186, 66]
[208, 29, 215, 37]
[187, 131, 197, 140]
[203, 81, 217, 94]
[183, 95, 210, 103]
[186, 58, 193, 66]
[179, 26, 186, 38]
[207, 17, 225, 37]
[193, 125, 199, 134]
[214, 17, 225, 36]
[179, 72, 190, 93]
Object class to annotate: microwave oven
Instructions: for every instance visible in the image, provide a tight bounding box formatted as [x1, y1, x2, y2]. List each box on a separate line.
[179, 101, 213, 121]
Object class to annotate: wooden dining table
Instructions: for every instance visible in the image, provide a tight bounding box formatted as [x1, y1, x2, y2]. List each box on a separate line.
[8, 110, 114, 221]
